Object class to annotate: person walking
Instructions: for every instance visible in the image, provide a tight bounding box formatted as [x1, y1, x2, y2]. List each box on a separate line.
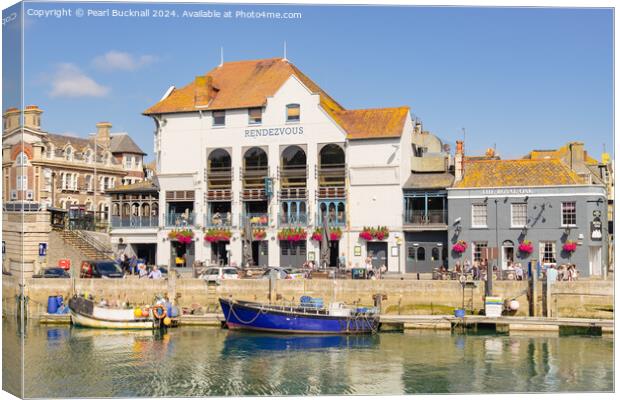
[338, 253, 346, 270]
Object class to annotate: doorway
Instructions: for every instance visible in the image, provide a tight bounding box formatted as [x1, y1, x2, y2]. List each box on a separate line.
[252, 241, 269, 267]
[367, 242, 388, 269]
[280, 240, 306, 268]
[502, 240, 515, 270]
[589, 246, 602, 276]
[211, 241, 229, 266]
[319, 240, 339, 267]
[170, 241, 194, 268]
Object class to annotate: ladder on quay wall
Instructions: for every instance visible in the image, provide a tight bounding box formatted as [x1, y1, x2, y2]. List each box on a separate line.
[205, 283, 219, 313]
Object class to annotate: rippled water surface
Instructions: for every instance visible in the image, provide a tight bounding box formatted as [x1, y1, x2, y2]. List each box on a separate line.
[2, 320, 614, 397]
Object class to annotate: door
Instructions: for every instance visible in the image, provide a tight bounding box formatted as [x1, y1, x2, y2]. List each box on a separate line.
[319, 240, 340, 267]
[367, 242, 388, 269]
[502, 241, 514, 270]
[280, 241, 306, 268]
[405, 242, 444, 273]
[251, 241, 269, 267]
[589, 246, 602, 276]
[211, 241, 229, 266]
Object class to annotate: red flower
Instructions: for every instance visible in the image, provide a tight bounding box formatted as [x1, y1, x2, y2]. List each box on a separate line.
[452, 240, 467, 254]
[563, 241, 577, 253]
[518, 240, 533, 254]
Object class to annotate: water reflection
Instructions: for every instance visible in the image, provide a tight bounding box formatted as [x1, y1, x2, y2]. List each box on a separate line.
[2, 320, 612, 398]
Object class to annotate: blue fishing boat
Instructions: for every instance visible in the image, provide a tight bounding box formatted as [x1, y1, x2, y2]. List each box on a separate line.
[219, 298, 380, 334]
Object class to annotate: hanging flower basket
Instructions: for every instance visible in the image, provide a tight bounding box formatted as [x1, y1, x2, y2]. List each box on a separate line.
[373, 226, 390, 241]
[518, 240, 533, 255]
[204, 228, 232, 243]
[563, 241, 577, 253]
[169, 229, 194, 244]
[312, 227, 342, 241]
[452, 240, 467, 254]
[253, 228, 267, 240]
[277, 227, 307, 242]
[359, 227, 373, 241]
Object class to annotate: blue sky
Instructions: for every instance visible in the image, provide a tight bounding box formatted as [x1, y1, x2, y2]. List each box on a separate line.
[8, 2, 614, 161]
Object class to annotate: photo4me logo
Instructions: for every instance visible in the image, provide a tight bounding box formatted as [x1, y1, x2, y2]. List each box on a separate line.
[2, 12, 17, 26]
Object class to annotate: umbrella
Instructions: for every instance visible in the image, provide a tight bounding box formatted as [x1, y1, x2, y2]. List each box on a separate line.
[242, 215, 254, 268]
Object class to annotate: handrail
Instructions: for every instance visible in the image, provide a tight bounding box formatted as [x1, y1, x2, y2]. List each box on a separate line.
[74, 230, 114, 257]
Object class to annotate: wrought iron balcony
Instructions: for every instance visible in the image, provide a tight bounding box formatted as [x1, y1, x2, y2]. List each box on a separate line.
[164, 212, 195, 227]
[111, 216, 159, 229]
[278, 212, 308, 227]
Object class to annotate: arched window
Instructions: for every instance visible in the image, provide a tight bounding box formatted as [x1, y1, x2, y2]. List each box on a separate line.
[208, 148, 232, 190]
[65, 146, 73, 161]
[112, 203, 120, 216]
[15, 152, 28, 166]
[319, 144, 345, 188]
[281, 146, 306, 189]
[244, 147, 268, 170]
[286, 103, 300, 122]
[431, 247, 440, 261]
[417, 247, 425, 261]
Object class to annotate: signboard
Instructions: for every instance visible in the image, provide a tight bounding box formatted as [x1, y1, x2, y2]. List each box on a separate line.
[245, 126, 304, 139]
[391, 246, 399, 257]
[264, 177, 273, 197]
[354, 246, 362, 256]
[591, 216, 603, 241]
[38, 243, 47, 257]
[484, 296, 503, 317]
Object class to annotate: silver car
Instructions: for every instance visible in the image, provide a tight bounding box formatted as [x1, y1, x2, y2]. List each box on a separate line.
[201, 267, 239, 283]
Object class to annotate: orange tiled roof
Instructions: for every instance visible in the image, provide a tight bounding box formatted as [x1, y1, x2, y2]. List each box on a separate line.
[527, 143, 600, 165]
[455, 159, 584, 188]
[143, 58, 408, 140]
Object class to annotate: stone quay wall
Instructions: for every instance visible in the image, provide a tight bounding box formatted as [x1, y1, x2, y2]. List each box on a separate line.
[2, 275, 613, 319]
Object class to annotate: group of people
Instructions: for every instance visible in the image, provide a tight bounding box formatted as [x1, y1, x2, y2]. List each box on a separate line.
[451, 258, 580, 282]
[544, 263, 579, 282]
[117, 254, 163, 279]
[453, 259, 499, 280]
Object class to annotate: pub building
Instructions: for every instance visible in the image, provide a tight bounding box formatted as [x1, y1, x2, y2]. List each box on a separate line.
[143, 57, 418, 271]
[447, 149, 608, 278]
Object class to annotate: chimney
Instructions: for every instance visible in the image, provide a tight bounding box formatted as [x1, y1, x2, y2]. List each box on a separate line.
[96, 122, 112, 149]
[414, 119, 422, 135]
[194, 75, 214, 107]
[23, 105, 43, 130]
[568, 141, 584, 169]
[3, 107, 21, 132]
[455, 140, 465, 182]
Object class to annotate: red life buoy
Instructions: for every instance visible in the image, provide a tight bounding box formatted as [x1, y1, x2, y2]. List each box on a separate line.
[153, 304, 167, 320]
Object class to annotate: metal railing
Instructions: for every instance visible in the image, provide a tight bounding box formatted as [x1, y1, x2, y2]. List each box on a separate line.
[165, 212, 195, 227]
[278, 212, 308, 227]
[404, 210, 448, 225]
[111, 216, 158, 228]
[204, 212, 233, 227]
[240, 212, 269, 227]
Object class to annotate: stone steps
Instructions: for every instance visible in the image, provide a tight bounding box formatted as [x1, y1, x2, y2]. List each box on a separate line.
[57, 230, 113, 261]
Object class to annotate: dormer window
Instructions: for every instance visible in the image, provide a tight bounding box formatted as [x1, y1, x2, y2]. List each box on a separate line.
[65, 147, 73, 161]
[248, 108, 262, 125]
[84, 149, 92, 163]
[286, 104, 300, 122]
[213, 110, 225, 127]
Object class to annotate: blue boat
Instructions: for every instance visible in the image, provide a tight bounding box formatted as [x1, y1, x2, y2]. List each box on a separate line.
[219, 298, 380, 334]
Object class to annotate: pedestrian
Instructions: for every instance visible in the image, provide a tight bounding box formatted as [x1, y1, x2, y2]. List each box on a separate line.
[515, 263, 524, 281]
[129, 255, 138, 275]
[472, 260, 480, 280]
[455, 261, 461, 273]
[148, 265, 163, 280]
[338, 253, 346, 270]
[137, 262, 148, 278]
[364, 257, 373, 279]
[546, 264, 558, 284]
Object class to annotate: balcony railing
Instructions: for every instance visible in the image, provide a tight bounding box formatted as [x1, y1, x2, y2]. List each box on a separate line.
[404, 210, 447, 225]
[316, 212, 346, 226]
[165, 212, 195, 227]
[240, 212, 269, 227]
[278, 212, 308, 227]
[111, 216, 158, 228]
[205, 212, 233, 227]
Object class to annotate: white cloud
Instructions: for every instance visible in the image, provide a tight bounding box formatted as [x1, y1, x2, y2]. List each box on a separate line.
[92, 51, 156, 71]
[49, 63, 109, 98]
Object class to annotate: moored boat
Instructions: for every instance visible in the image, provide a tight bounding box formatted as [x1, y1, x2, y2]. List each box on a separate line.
[219, 298, 380, 334]
[68, 296, 155, 329]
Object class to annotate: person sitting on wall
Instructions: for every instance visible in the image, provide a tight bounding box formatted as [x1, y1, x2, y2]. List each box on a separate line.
[138, 263, 148, 278]
[515, 263, 524, 280]
[472, 261, 480, 280]
[148, 266, 162, 279]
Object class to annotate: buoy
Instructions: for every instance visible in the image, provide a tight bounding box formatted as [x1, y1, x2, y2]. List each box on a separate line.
[142, 309, 149, 318]
[163, 317, 171, 326]
[509, 300, 520, 311]
[153, 304, 167, 320]
[134, 308, 142, 318]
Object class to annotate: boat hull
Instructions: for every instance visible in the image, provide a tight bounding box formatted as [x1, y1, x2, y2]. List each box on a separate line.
[69, 296, 154, 330]
[70, 310, 154, 329]
[220, 298, 379, 334]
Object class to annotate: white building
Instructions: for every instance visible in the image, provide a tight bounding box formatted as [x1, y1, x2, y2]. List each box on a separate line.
[144, 58, 414, 271]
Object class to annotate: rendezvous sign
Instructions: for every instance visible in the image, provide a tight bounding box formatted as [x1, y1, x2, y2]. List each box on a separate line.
[245, 126, 304, 139]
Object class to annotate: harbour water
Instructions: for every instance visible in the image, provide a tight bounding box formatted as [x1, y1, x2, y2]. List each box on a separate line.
[2, 320, 613, 397]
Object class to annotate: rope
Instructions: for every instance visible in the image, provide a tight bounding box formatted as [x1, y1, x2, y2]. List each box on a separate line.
[225, 300, 265, 325]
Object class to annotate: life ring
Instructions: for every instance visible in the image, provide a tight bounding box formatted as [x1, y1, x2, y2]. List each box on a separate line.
[153, 304, 167, 320]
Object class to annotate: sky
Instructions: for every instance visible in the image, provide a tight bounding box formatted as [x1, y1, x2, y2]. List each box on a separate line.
[4, 1, 614, 161]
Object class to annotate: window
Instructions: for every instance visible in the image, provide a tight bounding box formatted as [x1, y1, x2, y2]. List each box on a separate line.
[286, 104, 300, 122]
[213, 110, 225, 127]
[561, 201, 577, 226]
[407, 245, 416, 259]
[16, 175, 28, 190]
[471, 203, 487, 227]
[65, 147, 73, 161]
[248, 108, 262, 125]
[124, 156, 132, 169]
[431, 247, 440, 261]
[417, 247, 425, 261]
[539, 241, 556, 264]
[511, 203, 527, 227]
[473, 242, 488, 262]
[15, 152, 28, 166]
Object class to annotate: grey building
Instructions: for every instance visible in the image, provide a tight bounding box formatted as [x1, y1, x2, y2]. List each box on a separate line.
[447, 157, 608, 277]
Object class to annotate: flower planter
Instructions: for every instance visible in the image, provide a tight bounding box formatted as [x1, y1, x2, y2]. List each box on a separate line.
[452, 240, 467, 254]
[204, 228, 232, 243]
[518, 240, 533, 255]
[169, 229, 194, 244]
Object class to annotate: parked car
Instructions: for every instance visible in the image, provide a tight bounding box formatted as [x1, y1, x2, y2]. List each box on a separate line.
[200, 267, 239, 283]
[261, 266, 306, 280]
[80, 260, 124, 278]
[42, 267, 71, 278]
